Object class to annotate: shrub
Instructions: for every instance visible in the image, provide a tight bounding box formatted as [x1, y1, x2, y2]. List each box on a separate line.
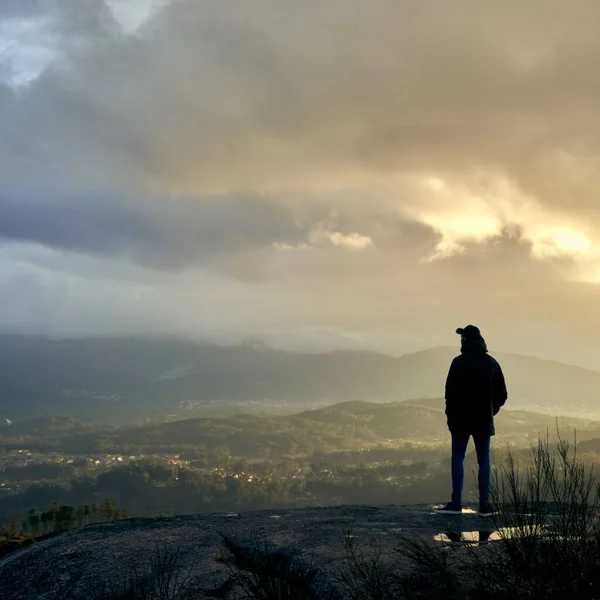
[211, 534, 328, 600]
[392, 431, 600, 599]
[101, 543, 195, 600]
[332, 529, 398, 600]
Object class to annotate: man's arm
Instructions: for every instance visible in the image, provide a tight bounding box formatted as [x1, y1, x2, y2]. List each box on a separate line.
[445, 358, 461, 417]
[492, 363, 508, 415]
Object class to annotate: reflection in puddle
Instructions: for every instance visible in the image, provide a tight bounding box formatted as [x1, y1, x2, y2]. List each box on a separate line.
[434, 530, 498, 545]
[431, 507, 478, 515]
[434, 527, 525, 545]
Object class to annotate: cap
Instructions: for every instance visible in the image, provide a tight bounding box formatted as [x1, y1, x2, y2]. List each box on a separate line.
[456, 324, 481, 338]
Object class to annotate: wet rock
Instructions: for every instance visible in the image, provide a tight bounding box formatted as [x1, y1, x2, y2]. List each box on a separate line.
[0, 504, 485, 599]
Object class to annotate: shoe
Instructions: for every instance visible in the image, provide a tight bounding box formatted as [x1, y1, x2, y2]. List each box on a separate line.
[434, 502, 462, 515]
[478, 505, 494, 517]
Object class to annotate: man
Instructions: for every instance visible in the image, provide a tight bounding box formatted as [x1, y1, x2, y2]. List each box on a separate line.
[435, 325, 507, 516]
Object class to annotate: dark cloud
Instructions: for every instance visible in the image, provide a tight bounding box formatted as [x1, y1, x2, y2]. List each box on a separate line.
[0, 188, 308, 269]
[2, 0, 596, 191]
[5, 1, 600, 200]
[0, 0, 48, 19]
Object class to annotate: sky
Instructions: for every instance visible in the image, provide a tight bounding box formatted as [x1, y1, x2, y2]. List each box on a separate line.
[2, 1, 600, 367]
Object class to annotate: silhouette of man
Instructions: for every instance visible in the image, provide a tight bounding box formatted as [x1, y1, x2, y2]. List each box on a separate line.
[435, 325, 507, 516]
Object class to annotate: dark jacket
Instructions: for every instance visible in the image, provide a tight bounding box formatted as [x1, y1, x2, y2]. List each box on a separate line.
[444, 336, 507, 437]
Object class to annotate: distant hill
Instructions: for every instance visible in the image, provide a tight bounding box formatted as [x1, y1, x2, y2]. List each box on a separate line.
[4, 398, 599, 469]
[0, 336, 599, 420]
[296, 398, 599, 442]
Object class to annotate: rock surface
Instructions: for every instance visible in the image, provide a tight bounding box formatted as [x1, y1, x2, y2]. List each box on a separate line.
[0, 504, 490, 599]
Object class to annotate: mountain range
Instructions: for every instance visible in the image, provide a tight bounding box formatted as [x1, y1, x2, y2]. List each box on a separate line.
[0, 335, 598, 421]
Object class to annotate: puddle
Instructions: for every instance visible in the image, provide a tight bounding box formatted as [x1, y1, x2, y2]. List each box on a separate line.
[432, 507, 477, 515]
[222, 512, 239, 518]
[269, 515, 282, 519]
[434, 527, 536, 545]
[434, 530, 500, 545]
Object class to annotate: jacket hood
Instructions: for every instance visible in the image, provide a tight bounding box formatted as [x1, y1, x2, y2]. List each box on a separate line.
[460, 335, 488, 354]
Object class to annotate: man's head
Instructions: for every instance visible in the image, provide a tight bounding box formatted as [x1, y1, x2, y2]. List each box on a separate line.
[456, 324, 488, 353]
[456, 325, 481, 339]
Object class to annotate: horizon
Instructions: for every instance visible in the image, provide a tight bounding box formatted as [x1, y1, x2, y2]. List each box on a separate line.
[0, 331, 597, 373]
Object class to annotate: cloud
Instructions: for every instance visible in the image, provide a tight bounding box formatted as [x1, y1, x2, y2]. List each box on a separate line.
[3, 228, 599, 368]
[3, 2, 599, 227]
[0, 185, 312, 269]
[326, 232, 375, 250]
[2, 0, 600, 362]
[307, 226, 375, 251]
[0, 0, 48, 20]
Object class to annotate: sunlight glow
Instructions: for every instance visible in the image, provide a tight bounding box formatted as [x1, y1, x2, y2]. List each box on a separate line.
[308, 228, 375, 250]
[529, 229, 593, 259]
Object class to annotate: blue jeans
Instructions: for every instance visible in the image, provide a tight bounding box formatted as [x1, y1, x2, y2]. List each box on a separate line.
[451, 433, 491, 507]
